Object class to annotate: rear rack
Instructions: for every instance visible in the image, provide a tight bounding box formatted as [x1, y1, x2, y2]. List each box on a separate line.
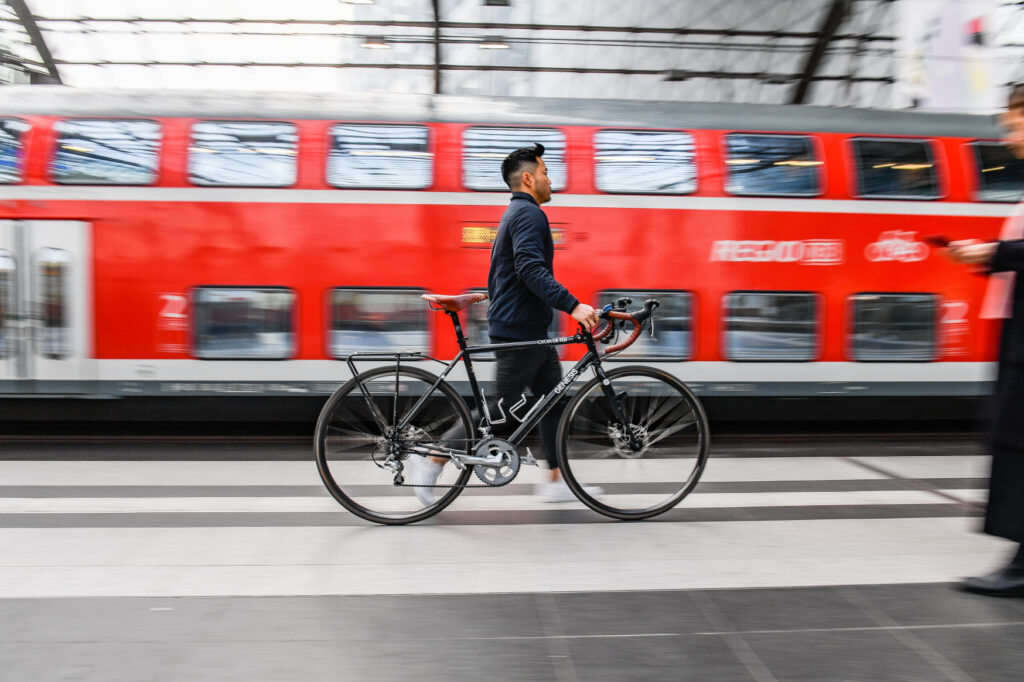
[344, 351, 448, 378]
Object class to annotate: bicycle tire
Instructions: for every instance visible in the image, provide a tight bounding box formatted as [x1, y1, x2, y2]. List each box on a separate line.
[314, 365, 474, 525]
[556, 365, 710, 520]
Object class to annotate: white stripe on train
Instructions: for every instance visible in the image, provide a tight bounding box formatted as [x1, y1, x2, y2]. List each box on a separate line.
[92, 359, 994, 383]
[0, 186, 1015, 218]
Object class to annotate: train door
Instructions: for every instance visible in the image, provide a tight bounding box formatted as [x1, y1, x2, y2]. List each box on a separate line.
[0, 220, 93, 393]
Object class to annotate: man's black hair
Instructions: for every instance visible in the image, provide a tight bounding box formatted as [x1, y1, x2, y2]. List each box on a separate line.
[501, 143, 545, 189]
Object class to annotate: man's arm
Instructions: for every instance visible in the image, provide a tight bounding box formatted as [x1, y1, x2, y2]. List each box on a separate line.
[509, 213, 578, 313]
[991, 240, 1024, 272]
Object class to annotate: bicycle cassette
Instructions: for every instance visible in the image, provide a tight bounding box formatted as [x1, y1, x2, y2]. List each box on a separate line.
[473, 438, 520, 486]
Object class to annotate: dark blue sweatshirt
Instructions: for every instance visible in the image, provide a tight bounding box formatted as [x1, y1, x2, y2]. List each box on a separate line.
[487, 192, 578, 340]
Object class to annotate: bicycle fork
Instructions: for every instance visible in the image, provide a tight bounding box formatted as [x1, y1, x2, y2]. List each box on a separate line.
[585, 339, 645, 453]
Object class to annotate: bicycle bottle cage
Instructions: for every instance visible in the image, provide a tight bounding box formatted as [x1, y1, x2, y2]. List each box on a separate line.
[482, 396, 508, 426]
[481, 392, 537, 426]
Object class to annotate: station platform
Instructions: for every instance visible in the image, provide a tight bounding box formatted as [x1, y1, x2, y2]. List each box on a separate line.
[1, 436, 1021, 681]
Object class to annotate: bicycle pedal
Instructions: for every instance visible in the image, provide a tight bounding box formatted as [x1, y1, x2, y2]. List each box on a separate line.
[523, 447, 539, 467]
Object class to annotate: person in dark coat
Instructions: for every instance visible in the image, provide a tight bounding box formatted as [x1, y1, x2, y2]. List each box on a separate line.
[404, 143, 602, 505]
[945, 83, 1024, 596]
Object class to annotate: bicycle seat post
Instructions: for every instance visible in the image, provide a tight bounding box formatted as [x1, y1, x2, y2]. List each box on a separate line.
[447, 311, 468, 351]
[446, 310, 488, 437]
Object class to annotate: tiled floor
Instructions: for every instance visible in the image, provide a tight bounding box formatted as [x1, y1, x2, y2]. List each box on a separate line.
[1, 437, 1020, 680]
[3, 585, 1023, 681]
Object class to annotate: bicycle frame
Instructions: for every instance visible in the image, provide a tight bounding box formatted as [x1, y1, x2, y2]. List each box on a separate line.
[344, 310, 635, 459]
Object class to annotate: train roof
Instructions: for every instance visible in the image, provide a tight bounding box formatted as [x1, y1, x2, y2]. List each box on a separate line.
[0, 86, 1001, 139]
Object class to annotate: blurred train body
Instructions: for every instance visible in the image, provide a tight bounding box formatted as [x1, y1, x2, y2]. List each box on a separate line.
[0, 87, 1019, 424]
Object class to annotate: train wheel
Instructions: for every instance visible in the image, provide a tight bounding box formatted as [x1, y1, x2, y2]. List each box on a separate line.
[556, 366, 710, 520]
[314, 365, 473, 525]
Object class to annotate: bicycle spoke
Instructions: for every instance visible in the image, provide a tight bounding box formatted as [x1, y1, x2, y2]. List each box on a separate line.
[645, 415, 699, 446]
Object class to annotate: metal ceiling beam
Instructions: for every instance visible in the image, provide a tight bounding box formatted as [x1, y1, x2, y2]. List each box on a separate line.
[51, 59, 895, 83]
[7, 0, 62, 83]
[790, 0, 850, 104]
[34, 17, 894, 42]
[431, 0, 441, 94]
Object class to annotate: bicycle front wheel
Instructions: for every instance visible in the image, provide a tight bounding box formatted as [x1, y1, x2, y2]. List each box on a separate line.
[315, 365, 473, 525]
[557, 366, 710, 520]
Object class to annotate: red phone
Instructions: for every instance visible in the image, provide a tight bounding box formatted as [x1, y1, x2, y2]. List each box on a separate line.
[924, 234, 951, 247]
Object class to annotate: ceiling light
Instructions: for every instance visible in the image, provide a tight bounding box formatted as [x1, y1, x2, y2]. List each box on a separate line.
[479, 36, 509, 49]
[360, 36, 391, 49]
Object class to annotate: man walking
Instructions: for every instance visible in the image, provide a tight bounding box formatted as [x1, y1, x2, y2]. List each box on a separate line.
[406, 143, 601, 504]
[486, 143, 601, 502]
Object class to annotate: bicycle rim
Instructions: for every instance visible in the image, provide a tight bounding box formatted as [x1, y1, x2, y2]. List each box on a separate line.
[557, 366, 710, 520]
[315, 365, 473, 525]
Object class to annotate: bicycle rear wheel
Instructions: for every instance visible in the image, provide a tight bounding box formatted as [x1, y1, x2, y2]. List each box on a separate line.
[556, 366, 709, 520]
[315, 365, 473, 525]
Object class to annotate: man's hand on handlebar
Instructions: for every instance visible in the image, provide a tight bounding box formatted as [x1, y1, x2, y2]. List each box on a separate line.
[571, 303, 600, 332]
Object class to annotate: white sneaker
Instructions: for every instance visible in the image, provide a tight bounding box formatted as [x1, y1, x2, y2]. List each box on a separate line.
[536, 478, 604, 503]
[404, 456, 444, 506]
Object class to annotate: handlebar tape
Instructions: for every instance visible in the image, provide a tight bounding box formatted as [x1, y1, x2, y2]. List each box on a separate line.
[592, 299, 659, 355]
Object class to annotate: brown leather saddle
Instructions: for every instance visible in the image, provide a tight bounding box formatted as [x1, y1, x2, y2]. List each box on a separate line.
[421, 292, 488, 313]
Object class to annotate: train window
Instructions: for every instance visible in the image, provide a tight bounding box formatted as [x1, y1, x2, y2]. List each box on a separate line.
[190, 121, 298, 187]
[596, 290, 693, 360]
[723, 292, 819, 361]
[971, 142, 1024, 202]
[327, 124, 432, 189]
[849, 293, 937, 361]
[33, 248, 72, 360]
[593, 130, 696, 194]
[463, 288, 563, 359]
[851, 138, 939, 199]
[327, 288, 428, 357]
[463, 127, 567, 191]
[51, 119, 161, 185]
[0, 250, 14, 358]
[0, 119, 30, 184]
[725, 133, 821, 196]
[192, 288, 296, 360]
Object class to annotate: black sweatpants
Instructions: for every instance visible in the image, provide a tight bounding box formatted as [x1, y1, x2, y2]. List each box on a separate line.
[490, 336, 563, 469]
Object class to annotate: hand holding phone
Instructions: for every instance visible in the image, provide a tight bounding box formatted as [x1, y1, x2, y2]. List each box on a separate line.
[924, 234, 951, 248]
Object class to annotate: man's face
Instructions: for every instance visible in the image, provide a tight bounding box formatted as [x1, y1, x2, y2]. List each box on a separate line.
[525, 157, 552, 204]
[1001, 105, 1024, 159]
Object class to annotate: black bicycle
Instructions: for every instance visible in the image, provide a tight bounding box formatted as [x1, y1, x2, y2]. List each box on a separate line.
[314, 293, 710, 525]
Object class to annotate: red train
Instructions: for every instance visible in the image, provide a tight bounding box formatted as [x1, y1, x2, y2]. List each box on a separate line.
[0, 87, 1019, 421]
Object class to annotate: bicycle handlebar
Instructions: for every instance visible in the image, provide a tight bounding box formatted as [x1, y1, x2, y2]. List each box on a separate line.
[589, 299, 659, 355]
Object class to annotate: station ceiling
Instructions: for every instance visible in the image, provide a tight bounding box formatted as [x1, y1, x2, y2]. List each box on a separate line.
[1, 0, 897, 107]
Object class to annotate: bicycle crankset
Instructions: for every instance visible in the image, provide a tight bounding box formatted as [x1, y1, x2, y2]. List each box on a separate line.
[473, 437, 521, 486]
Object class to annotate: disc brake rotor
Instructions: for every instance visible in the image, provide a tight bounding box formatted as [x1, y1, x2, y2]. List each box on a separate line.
[608, 423, 650, 459]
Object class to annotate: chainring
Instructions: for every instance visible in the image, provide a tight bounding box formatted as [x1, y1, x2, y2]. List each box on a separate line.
[473, 438, 521, 486]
